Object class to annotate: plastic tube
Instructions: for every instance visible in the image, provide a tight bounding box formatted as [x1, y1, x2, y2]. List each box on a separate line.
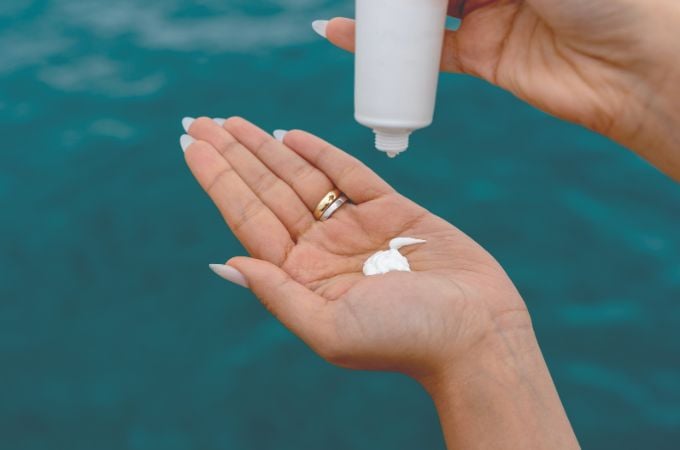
[354, 0, 448, 157]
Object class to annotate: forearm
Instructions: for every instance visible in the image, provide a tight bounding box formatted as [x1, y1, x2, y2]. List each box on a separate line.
[421, 323, 580, 449]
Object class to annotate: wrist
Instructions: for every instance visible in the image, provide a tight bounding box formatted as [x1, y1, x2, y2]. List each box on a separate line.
[419, 319, 580, 449]
[420, 313, 543, 399]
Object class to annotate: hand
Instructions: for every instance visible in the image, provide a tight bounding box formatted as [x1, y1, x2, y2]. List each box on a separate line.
[182, 117, 578, 448]
[183, 116, 527, 379]
[323, 0, 680, 179]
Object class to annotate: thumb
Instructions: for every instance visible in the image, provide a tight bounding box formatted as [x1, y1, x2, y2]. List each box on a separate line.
[223, 256, 338, 352]
[324, 17, 465, 74]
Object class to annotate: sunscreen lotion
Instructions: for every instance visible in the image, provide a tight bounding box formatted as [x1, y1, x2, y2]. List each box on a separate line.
[355, 0, 448, 157]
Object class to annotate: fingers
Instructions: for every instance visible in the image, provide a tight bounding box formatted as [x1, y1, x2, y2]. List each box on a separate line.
[228, 256, 338, 355]
[325, 17, 355, 52]
[324, 17, 464, 73]
[183, 137, 293, 265]
[440, 27, 465, 74]
[281, 129, 395, 204]
[186, 117, 316, 239]
[447, 0, 468, 18]
[221, 117, 337, 212]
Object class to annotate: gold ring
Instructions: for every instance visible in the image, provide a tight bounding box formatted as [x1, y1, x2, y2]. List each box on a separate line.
[314, 189, 341, 220]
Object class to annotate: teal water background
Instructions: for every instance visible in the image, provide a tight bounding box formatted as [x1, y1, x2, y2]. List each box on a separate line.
[2, 1, 680, 448]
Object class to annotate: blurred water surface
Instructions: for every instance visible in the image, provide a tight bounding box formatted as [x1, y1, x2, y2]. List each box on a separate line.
[1, 1, 679, 449]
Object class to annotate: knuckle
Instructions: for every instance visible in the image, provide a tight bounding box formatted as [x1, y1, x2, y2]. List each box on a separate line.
[205, 165, 234, 194]
[253, 135, 277, 157]
[289, 161, 317, 184]
[231, 198, 263, 232]
[251, 170, 279, 195]
[288, 209, 312, 236]
[219, 139, 242, 156]
[335, 163, 357, 183]
[314, 143, 335, 165]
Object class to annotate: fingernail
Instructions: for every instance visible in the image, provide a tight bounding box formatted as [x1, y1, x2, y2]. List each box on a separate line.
[213, 118, 226, 126]
[312, 20, 328, 38]
[180, 134, 195, 152]
[209, 264, 249, 288]
[273, 129, 288, 142]
[182, 117, 195, 133]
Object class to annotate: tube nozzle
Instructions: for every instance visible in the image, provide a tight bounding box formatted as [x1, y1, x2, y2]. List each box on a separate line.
[374, 129, 411, 157]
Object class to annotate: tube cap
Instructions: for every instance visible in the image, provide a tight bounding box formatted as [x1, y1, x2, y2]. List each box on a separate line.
[374, 129, 411, 158]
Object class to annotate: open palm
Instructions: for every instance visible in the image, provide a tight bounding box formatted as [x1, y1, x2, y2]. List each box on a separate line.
[183, 117, 527, 380]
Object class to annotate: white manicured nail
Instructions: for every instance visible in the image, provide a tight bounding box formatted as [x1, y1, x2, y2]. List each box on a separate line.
[312, 20, 328, 38]
[209, 264, 248, 288]
[273, 129, 288, 142]
[182, 117, 195, 133]
[213, 118, 226, 126]
[180, 134, 195, 152]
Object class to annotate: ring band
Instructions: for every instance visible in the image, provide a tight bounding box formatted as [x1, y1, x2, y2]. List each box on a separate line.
[314, 189, 341, 220]
[320, 195, 348, 221]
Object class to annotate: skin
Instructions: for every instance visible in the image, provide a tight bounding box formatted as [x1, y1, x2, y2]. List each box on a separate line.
[182, 1, 680, 447]
[183, 117, 579, 449]
[326, 0, 680, 179]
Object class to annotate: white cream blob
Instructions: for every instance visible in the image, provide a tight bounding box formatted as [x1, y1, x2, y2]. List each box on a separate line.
[362, 237, 426, 276]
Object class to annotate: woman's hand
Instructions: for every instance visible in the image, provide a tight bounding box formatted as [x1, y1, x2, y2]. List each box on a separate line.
[321, 0, 680, 179]
[183, 116, 525, 378]
[182, 117, 579, 448]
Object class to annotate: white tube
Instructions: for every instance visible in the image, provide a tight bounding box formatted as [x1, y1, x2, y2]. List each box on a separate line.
[354, 0, 448, 157]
